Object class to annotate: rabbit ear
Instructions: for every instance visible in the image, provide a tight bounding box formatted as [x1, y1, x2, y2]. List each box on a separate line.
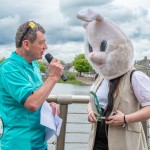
[77, 8, 104, 22]
[82, 21, 89, 29]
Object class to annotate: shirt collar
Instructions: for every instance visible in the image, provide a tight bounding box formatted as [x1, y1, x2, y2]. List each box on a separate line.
[10, 52, 34, 67]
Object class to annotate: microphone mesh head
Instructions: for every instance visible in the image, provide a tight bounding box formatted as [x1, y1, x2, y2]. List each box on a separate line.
[45, 53, 53, 63]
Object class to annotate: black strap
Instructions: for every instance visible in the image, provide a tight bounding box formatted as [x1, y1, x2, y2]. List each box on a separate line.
[94, 73, 99, 80]
[130, 70, 137, 83]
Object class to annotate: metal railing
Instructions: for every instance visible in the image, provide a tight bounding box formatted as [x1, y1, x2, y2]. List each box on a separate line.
[47, 95, 90, 150]
[47, 95, 150, 150]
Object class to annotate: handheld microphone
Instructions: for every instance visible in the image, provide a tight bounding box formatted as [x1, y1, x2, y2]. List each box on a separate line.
[45, 53, 68, 82]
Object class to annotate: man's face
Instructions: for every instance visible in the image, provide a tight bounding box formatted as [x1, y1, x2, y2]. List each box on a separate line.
[28, 31, 47, 60]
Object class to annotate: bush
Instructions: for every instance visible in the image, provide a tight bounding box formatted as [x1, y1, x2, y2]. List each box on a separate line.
[58, 79, 82, 85]
[66, 73, 76, 80]
[40, 65, 46, 73]
[58, 72, 83, 84]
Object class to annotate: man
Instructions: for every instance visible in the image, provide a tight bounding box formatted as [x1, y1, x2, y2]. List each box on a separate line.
[0, 21, 63, 150]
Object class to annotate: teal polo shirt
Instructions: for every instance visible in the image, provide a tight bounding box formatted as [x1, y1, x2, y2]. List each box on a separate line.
[0, 52, 47, 150]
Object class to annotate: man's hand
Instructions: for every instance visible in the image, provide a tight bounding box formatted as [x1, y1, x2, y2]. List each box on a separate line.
[50, 102, 60, 116]
[48, 58, 64, 81]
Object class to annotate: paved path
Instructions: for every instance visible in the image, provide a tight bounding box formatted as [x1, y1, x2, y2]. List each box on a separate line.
[76, 76, 94, 85]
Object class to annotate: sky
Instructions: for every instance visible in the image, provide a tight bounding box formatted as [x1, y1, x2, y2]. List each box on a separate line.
[0, 0, 150, 63]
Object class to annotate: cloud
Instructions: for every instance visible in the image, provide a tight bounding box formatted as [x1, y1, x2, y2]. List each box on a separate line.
[59, 0, 114, 27]
[43, 41, 84, 63]
[0, 0, 150, 63]
[0, 15, 20, 44]
[0, 43, 15, 58]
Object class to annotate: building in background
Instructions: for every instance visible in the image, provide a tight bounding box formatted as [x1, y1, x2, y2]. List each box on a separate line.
[134, 56, 150, 77]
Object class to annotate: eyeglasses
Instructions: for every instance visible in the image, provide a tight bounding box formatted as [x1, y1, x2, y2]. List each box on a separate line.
[90, 91, 103, 121]
[19, 21, 36, 47]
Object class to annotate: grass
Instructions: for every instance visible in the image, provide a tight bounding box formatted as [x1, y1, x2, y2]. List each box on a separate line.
[58, 79, 83, 85]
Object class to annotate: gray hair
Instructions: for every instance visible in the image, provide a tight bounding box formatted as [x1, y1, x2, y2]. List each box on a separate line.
[15, 21, 45, 48]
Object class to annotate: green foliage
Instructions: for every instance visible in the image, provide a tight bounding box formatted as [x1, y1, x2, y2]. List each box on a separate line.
[58, 72, 83, 84]
[65, 80, 82, 84]
[37, 60, 46, 73]
[58, 79, 82, 84]
[60, 60, 65, 65]
[0, 57, 5, 63]
[40, 65, 46, 72]
[72, 54, 92, 75]
[66, 72, 76, 80]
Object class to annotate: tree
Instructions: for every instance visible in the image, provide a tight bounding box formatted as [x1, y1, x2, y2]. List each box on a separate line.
[37, 60, 46, 73]
[72, 54, 92, 76]
[60, 60, 65, 65]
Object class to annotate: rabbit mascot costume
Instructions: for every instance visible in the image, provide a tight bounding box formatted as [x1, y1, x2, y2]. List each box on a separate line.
[77, 8, 150, 150]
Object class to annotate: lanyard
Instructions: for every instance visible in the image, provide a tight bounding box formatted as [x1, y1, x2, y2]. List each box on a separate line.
[90, 91, 103, 121]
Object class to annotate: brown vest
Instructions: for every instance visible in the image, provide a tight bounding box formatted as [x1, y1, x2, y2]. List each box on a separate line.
[88, 69, 148, 150]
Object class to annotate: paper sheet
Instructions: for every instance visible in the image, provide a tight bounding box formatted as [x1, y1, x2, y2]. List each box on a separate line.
[40, 101, 63, 141]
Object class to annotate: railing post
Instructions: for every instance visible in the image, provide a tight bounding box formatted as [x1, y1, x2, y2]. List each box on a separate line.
[47, 95, 90, 150]
[56, 104, 68, 150]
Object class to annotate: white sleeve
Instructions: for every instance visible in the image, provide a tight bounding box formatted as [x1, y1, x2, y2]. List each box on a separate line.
[132, 71, 150, 107]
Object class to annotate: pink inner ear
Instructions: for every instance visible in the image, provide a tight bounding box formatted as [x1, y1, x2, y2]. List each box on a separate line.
[83, 21, 89, 29]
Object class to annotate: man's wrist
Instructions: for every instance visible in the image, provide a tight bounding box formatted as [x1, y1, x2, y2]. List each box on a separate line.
[47, 76, 59, 83]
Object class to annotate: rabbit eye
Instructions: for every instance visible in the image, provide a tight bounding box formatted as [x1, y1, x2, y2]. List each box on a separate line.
[100, 40, 107, 52]
[88, 43, 93, 53]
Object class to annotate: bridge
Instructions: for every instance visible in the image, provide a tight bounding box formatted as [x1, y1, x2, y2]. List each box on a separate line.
[47, 95, 150, 150]
[47, 95, 91, 150]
